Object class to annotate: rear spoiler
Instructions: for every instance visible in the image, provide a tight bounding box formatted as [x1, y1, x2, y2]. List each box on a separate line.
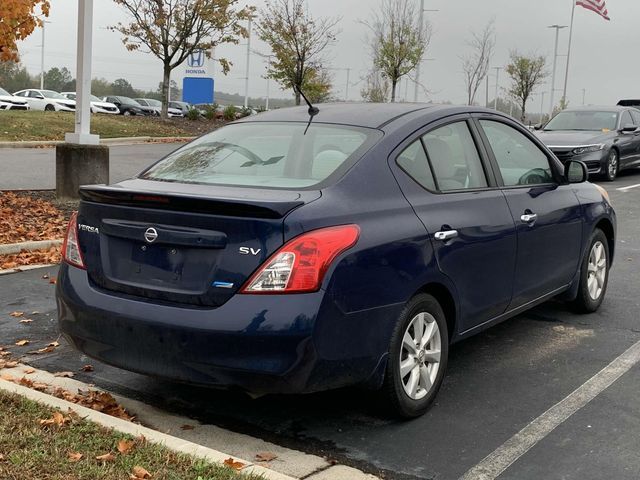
[79, 184, 308, 219]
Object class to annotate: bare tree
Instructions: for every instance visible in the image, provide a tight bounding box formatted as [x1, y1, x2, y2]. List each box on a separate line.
[363, 0, 431, 102]
[256, 0, 340, 106]
[361, 70, 390, 103]
[505, 51, 548, 122]
[461, 20, 495, 106]
[112, 0, 253, 117]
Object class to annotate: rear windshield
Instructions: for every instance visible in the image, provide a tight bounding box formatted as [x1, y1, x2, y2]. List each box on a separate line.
[140, 122, 380, 188]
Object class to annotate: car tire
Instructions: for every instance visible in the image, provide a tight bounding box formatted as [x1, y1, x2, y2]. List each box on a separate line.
[381, 293, 448, 418]
[123, 110, 132, 116]
[44, 104, 55, 111]
[604, 150, 618, 181]
[571, 229, 610, 313]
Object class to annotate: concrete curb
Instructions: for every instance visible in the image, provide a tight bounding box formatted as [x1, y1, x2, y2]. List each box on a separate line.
[0, 239, 62, 256]
[0, 136, 194, 148]
[0, 263, 58, 276]
[0, 377, 297, 480]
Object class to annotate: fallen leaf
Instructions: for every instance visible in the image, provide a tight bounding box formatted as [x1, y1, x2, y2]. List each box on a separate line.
[0, 373, 15, 382]
[40, 412, 68, 428]
[31, 311, 41, 315]
[255, 452, 278, 462]
[49, 277, 57, 285]
[9, 311, 24, 317]
[95, 452, 116, 462]
[54, 371, 74, 378]
[4, 361, 18, 368]
[33, 346, 55, 354]
[130, 466, 152, 479]
[67, 452, 83, 462]
[180, 424, 195, 430]
[48, 341, 60, 347]
[19, 319, 33, 324]
[15, 339, 29, 346]
[42, 274, 49, 279]
[117, 439, 135, 454]
[0, 453, 4, 461]
[24, 368, 35, 374]
[223, 457, 245, 470]
[0, 351, 10, 357]
[81, 364, 94, 372]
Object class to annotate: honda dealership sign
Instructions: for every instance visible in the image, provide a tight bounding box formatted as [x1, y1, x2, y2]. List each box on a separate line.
[182, 49, 214, 104]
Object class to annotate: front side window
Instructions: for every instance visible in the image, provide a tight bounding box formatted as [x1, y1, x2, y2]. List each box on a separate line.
[480, 120, 553, 187]
[422, 122, 488, 191]
[620, 110, 633, 127]
[630, 110, 640, 126]
[141, 122, 379, 189]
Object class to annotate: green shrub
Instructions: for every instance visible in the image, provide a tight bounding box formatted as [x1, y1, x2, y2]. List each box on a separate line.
[223, 105, 238, 121]
[186, 108, 200, 120]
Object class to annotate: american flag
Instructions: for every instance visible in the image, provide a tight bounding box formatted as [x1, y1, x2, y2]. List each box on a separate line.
[576, 0, 610, 21]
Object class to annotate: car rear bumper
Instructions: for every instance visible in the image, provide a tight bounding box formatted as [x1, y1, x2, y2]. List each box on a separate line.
[57, 264, 394, 394]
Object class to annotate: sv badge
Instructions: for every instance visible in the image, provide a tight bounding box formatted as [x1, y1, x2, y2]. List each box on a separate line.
[239, 247, 261, 256]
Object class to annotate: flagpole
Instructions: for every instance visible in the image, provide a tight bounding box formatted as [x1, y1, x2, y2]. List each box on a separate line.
[561, 0, 576, 106]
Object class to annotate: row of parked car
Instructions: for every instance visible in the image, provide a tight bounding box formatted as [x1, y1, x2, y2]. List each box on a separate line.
[0, 86, 198, 117]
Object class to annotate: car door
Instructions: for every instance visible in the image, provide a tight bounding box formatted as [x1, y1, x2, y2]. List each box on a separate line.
[28, 90, 47, 110]
[390, 117, 517, 332]
[616, 110, 639, 168]
[476, 117, 583, 308]
[626, 109, 640, 167]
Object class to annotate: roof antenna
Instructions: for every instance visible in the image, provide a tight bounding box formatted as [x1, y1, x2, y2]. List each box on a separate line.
[295, 85, 319, 135]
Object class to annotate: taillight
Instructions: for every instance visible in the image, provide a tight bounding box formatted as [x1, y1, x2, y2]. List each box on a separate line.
[241, 225, 360, 294]
[62, 211, 86, 269]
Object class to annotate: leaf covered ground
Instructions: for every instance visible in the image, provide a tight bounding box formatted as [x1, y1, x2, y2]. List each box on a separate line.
[0, 391, 258, 480]
[0, 191, 67, 244]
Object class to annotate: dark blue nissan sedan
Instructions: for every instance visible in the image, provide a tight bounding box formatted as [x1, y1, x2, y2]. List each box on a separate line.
[57, 104, 616, 417]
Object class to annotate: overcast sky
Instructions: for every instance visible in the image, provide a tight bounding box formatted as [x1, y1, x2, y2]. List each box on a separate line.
[15, 0, 640, 112]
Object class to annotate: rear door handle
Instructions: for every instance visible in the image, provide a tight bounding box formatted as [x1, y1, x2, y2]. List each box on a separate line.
[434, 230, 458, 241]
[520, 213, 538, 224]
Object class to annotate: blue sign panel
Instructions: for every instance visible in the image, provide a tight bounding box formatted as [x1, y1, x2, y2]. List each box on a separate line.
[183, 77, 214, 104]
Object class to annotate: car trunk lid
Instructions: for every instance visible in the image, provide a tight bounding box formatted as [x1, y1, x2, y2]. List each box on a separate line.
[76, 180, 319, 307]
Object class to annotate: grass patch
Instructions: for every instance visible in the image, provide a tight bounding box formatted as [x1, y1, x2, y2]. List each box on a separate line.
[0, 390, 260, 480]
[0, 111, 222, 141]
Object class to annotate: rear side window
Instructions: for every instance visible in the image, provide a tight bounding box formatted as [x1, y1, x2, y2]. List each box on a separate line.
[397, 140, 437, 191]
[422, 122, 488, 191]
[141, 122, 379, 189]
[480, 120, 553, 187]
[630, 110, 640, 125]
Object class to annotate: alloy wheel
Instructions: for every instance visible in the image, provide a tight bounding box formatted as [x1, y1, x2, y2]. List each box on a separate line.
[399, 312, 441, 400]
[607, 151, 618, 180]
[587, 240, 607, 301]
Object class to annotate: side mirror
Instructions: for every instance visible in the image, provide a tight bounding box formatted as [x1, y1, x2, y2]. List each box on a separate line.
[36, 94, 45, 99]
[565, 160, 588, 184]
[533, 123, 543, 130]
[620, 124, 637, 133]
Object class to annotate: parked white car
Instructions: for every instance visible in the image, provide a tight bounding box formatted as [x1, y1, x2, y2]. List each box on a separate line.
[134, 98, 184, 117]
[0, 87, 30, 110]
[13, 89, 75, 112]
[61, 92, 119, 114]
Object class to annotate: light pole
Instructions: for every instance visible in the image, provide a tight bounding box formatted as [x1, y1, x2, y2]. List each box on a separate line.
[582, 88, 586, 105]
[547, 24, 567, 119]
[39, 20, 51, 89]
[493, 67, 501, 110]
[414, 0, 439, 102]
[251, 49, 272, 110]
[540, 91, 546, 122]
[243, 18, 252, 109]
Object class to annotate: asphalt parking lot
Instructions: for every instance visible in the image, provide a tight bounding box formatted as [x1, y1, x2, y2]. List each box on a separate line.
[1, 169, 639, 480]
[0, 143, 183, 190]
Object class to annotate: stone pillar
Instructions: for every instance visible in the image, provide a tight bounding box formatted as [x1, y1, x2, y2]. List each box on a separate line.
[56, 143, 109, 200]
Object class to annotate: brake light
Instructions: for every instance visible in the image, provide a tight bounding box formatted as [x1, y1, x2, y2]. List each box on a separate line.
[241, 225, 360, 294]
[62, 212, 86, 269]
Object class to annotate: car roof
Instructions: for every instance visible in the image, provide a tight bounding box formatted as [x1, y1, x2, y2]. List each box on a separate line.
[237, 102, 444, 128]
[562, 105, 628, 113]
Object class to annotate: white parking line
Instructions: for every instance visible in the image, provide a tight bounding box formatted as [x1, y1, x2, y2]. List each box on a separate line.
[617, 183, 640, 192]
[459, 338, 640, 480]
